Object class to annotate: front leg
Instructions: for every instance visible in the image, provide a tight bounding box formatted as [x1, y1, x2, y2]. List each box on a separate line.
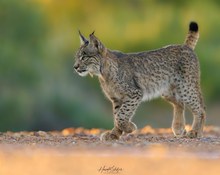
[101, 93, 142, 141]
[114, 101, 139, 134]
[100, 98, 123, 141]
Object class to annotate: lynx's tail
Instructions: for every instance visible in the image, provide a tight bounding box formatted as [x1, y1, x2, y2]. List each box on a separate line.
[184, 22, 199, 50]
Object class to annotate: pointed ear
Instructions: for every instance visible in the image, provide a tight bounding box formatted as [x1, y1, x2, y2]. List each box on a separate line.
[89, 32, 105, 53]
[78, 30, 89, 46]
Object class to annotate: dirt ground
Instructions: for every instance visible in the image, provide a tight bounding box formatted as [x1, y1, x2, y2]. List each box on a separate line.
[0, 126, 220, 175]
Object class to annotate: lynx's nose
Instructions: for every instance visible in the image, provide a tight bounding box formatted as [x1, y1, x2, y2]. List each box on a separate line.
[73, 64, 79, 70]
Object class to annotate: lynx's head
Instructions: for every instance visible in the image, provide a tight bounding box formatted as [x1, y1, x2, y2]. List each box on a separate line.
[74, 31, 106, 77]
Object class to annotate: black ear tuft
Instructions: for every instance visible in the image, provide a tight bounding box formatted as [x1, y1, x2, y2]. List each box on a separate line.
[78, 30, 89, 45]
[89, 31, 95, 37]
[189, 21, 198, 32]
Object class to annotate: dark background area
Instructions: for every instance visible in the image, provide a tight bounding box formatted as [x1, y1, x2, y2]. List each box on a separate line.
[0, 0, 220, 131]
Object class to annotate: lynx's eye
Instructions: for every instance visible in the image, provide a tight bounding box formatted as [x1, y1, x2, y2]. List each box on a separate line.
[80, 56, 87, 61]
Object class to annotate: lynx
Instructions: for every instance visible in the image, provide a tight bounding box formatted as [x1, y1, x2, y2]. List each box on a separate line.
[74, 22, 206, 141]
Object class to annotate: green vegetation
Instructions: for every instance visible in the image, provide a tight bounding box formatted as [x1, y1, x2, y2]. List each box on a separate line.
[0, 0, 220, 131]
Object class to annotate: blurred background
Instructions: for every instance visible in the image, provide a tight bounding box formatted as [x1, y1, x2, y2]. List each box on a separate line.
[0, 0, 220, 132]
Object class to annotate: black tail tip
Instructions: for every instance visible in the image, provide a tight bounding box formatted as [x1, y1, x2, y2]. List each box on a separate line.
[189, 21, 198, 32]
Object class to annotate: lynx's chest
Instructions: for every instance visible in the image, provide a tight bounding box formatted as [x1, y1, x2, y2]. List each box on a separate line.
[98, 76, 121, 100]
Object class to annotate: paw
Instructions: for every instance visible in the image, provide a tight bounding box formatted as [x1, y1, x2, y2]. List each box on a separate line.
[100, 131, 120, 141]
[186, 130, 202, 138]
[118, 122, 137, 133]
[172, 128, 187, 138]
[122, 122, 137, 133]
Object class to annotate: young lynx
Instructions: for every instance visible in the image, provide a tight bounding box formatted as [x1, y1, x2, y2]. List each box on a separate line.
[74, 22, 206, 141]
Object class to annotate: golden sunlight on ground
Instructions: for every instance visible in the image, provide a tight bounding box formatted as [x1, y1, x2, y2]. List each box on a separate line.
[1, 148, 220, 175]
[0, 126, 220, 175]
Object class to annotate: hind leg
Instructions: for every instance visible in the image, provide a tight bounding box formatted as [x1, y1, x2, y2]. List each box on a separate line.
[187, 109, 206, 138]
[187, 99, 206, 138]
[163, 93, 186, 137]
[172, 102, 186, 137]
[179, 87, 206, 138]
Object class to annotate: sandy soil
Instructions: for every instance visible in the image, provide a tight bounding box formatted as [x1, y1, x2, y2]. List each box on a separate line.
[0, 126, 220, 175]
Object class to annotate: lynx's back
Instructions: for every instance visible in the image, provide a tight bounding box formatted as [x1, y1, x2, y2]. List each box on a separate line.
[113, 44, 199, 101]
